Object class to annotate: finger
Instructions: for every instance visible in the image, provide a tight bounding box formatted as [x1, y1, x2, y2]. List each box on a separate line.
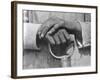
[40, 24, 55, 38]
[62, 29, 70, 40]
[39, 18, 56, 38]
[45, 34, 55, 45]
[48, 22, 64, 35]
[58, 30, 66, 43]
[53, 33, 61, 45]
[40, 25, 49, 38]
[47, 23, 61, 35]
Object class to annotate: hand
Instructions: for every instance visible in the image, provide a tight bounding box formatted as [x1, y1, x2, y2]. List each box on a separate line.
[45, 29, 71, 45]
[37, 17, 83, 44]
[45, 29, 74, 59]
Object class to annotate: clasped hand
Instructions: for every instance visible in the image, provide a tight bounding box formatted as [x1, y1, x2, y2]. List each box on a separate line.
[37, 17, 82, 46]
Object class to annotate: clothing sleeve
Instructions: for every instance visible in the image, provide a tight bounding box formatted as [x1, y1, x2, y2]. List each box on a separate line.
[24, 23, 41, 50]
[77, 21, 91, 48]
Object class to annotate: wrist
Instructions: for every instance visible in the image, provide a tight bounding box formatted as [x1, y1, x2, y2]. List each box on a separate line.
[75, 21, 82, 33]
[64, 20, 81, 33]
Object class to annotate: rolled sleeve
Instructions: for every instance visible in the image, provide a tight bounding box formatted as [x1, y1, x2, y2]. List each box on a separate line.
[24, 23, 41, 50]
[77, 21, 91, 48]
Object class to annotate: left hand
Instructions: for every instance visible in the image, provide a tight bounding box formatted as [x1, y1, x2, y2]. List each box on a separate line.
[45, 29, 71, 45]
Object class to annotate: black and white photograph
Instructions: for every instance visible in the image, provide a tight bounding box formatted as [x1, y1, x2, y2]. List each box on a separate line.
[23, 10, 91, 69]
[11, 1, 97, 78]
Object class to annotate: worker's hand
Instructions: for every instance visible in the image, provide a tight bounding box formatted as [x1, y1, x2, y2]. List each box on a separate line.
[45, 29, 72, 45]
[37, 17, 83, 44]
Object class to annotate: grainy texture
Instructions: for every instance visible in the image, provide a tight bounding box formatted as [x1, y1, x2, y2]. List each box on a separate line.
[23, 10, 91, 69]
[23, 43, 91, 69]
[23, 43, 62, 69]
